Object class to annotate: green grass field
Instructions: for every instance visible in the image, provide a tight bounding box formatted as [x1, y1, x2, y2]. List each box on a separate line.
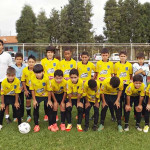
[0, 101, 150, 150]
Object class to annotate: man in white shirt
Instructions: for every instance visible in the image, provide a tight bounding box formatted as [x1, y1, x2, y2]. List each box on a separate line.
[0, 39, 13, 123]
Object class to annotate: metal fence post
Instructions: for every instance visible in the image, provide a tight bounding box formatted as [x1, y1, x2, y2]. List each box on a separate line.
[23, 43, 24, 60]
[77, 43, 79, 61]
[131, 43, 133, 60]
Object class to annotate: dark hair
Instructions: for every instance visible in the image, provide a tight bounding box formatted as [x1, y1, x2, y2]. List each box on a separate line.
[101, 48, 109, 54]
[69, 68, 79, 76]
[119, 51, 127, 56]
[63, 46, 71, 52]
[0, 40, 4, 46]
[54, 69, 63, 77]
[81, 51, 89, 56]
[33, 64, 44, 73]
[88, 79, 97, 89]
[46, 46, 56, 53]
[133, 74, 143, 82]
[7, 67, 16, 75]
[15, 52, 23, 59]
[110, 77, 120, 88]
[28, 54, 36, 61]
[136, 53, 145, 59]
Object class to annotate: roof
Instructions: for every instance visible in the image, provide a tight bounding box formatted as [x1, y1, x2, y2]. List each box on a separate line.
[0, 36, 18, 44]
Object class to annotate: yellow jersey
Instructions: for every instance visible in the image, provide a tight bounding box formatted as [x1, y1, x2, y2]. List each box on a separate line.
[21, 67, 34, 86]
[125, 82, 145, 97]
[114, 61, 132, 84]
[50, 78, 67, 94]
[41, 58, 60, 80]
[60, 59, 76, 80]
[30, 74, 51, 97]
[100, 78, 123, 95]
[67, 78, 83, 99]
[146, 84, 150, 97]
[83, 80, 100, 103]
[96, 60, 114, 83]
[77, 61, 95, 82]
[1, 77, 21, 95]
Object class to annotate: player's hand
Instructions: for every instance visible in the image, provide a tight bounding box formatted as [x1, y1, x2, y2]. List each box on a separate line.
[136, 105, 142, 112]
[14, 102, 20, 109]
[53, 101, 58, 110]
[114, 101, 120, 109]
[94, 102, 99, 108]
[60, 101, 65, 109]
[20, 86, 23, 91]
[77, 102, 83, 107]
[125, 105, 131, 112]
[24, 90, 29, 97]
[0, 104, 5, 111]
[146, 104, 150, 111]
[66, 101, 72, 107]
[47, 101, 53, 108]
[33, 100, 38, 109]
[85, 101, 90, 108]
[102, 101, 108, 108]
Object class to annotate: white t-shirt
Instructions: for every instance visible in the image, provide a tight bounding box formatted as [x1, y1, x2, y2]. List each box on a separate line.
[0, 51, 13, 82]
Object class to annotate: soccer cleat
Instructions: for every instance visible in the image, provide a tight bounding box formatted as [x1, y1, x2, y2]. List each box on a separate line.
[98, 124, 104, 132]
[66, 124, 72, 132]
[135, 125, 142, 132]
[48, 125, 57, 132]
[92, 124, 98, 131]
[34, 125, 40, 132]
[84, 126, 89, 132]
[27, 116, 31, 123]
[118, 125, 123, 132]
[56, 115, 59, 122]
[60, 123, 66, 131]
[6, 117, 12, 124]
[44, 115, 48, 121]
[53, 123, 59, 131]
[13, 118, 18, 122]
[0, 125, 3, 130]
[77, 124, 83, 132]
[124, 124, 129, 131]
[143, 125, 149, 133]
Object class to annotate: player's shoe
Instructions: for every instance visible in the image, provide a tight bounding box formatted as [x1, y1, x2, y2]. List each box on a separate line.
[6, 117, 12, 124]
[27, 116, 31, 123]
[56, 115, 59, 122]
[124, 124, 129, 131]
[92, 124, 98, 131]
[66, 124, 72, 132]
[77, 124, 83, 132]
[44, 115, 48, 121]
[143, 125, 149, 133]
[48, 125, 57, 132]
[0, 125, 3, 130]
[53, 123, 59, 131]
[98, 124, 104, 132]
[118, 125, 123, 132]
[135, 125, 142, 131]
[13, 118, 18, 122]
[34, 125, 40, 132]
[60, 123, 66, 131]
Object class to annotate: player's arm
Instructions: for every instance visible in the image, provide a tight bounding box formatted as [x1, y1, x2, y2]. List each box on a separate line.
[146, 97, 150, 111]
[0, 95, 5, 111]
[101, 93, 108, 108]
[136, 96, 144, 112]
[114, 90, 122, 109]
[125, 95, 131, 112]
[31, 90, 38, 108]
[14, 93, 20, 109]
[62, 92, 67, 103]
[47, 91, 53, 108]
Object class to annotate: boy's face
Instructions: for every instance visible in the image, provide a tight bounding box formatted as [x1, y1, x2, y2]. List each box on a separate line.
[134, 81, 142, 89]
[54, 75, 63, 83]
[119, 54, 127, 62]
[70, 74, 78, 84]
[101, 53, 109, 61]
[137, 58, 144, 65]
[15, 57, 23, 65]
[28, 58, 35, 68]
[7, 74, 15, 82]
[0, 43, 3, 51]
[47, 51, 54, 60]
[81, 55, 89, 64]
[64, 50, 71, 60]
[35, 72, 44, 79]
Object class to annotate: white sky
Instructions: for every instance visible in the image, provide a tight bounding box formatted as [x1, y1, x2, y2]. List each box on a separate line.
[0, 0, 149, 36]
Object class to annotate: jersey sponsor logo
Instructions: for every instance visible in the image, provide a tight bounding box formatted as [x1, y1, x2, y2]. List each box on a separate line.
[47, 68, 54, 74]
[7, 90, 15, 95]
[70, 64, 73, 68]
[64, 69, 70, 75]
[53, 63, 56, 67]
[42, 83, 46, 86]
[72, 92, 77, 96]
[99, 77, 106, 81]
[90, 95, 96, 100]
[49, 76, 54, 80]
[107, 65, 110, 69]
[119, 72, 127, 77]
[87, 67, 90, 71]
[36, 88, 44, 93]
[126, 67, 128, 71]
[100, 70, 108, 75]
[14, 85, 17, 89]
[81, 73, 88, 78]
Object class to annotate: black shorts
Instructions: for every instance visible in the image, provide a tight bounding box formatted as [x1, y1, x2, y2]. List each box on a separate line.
[104, 94, 118, 105]
[52, 93, 64, 105]
[145, 96, 149, 104]
[65, 98, 84, 107]
[26, 86, 32, 100]
[125, 96, 140, 107]
[35, 96, 48, 105]
[3, 95, 20, 106]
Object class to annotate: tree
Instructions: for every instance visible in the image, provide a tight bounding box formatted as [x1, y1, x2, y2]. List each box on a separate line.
[16, 5, 36, 43]
[94, 34, 105, 43]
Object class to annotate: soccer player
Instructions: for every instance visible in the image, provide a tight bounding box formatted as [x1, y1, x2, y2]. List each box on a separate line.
[95, 48, 115, 121]
[0, 39, 13, 123]
[65, 69, 84, 132]
[124, 74, 145, 132]
[50, 70, 67, 131]
[114, 51, 132, 119]
[12, 53, 26, 121]
[84, 79, 100, 131]
[60, 47, 76, 81]
[41, 46, 60, 121]
[30, 64, 55, 132]
[98, 77, 123, 132]
[21, 55, 36, 122]
[0, 67, 21, 130]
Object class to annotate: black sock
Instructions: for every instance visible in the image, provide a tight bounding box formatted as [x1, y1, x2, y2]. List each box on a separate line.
[52, 111, 57, 124]
[26, 106, 31, 116]
[61, 111, 65, 124]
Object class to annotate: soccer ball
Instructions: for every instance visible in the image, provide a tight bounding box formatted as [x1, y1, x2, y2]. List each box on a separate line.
[18, 122, 31, 134]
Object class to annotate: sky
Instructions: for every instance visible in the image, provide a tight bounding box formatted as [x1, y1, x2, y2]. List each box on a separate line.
[0, 0, 150, 36]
